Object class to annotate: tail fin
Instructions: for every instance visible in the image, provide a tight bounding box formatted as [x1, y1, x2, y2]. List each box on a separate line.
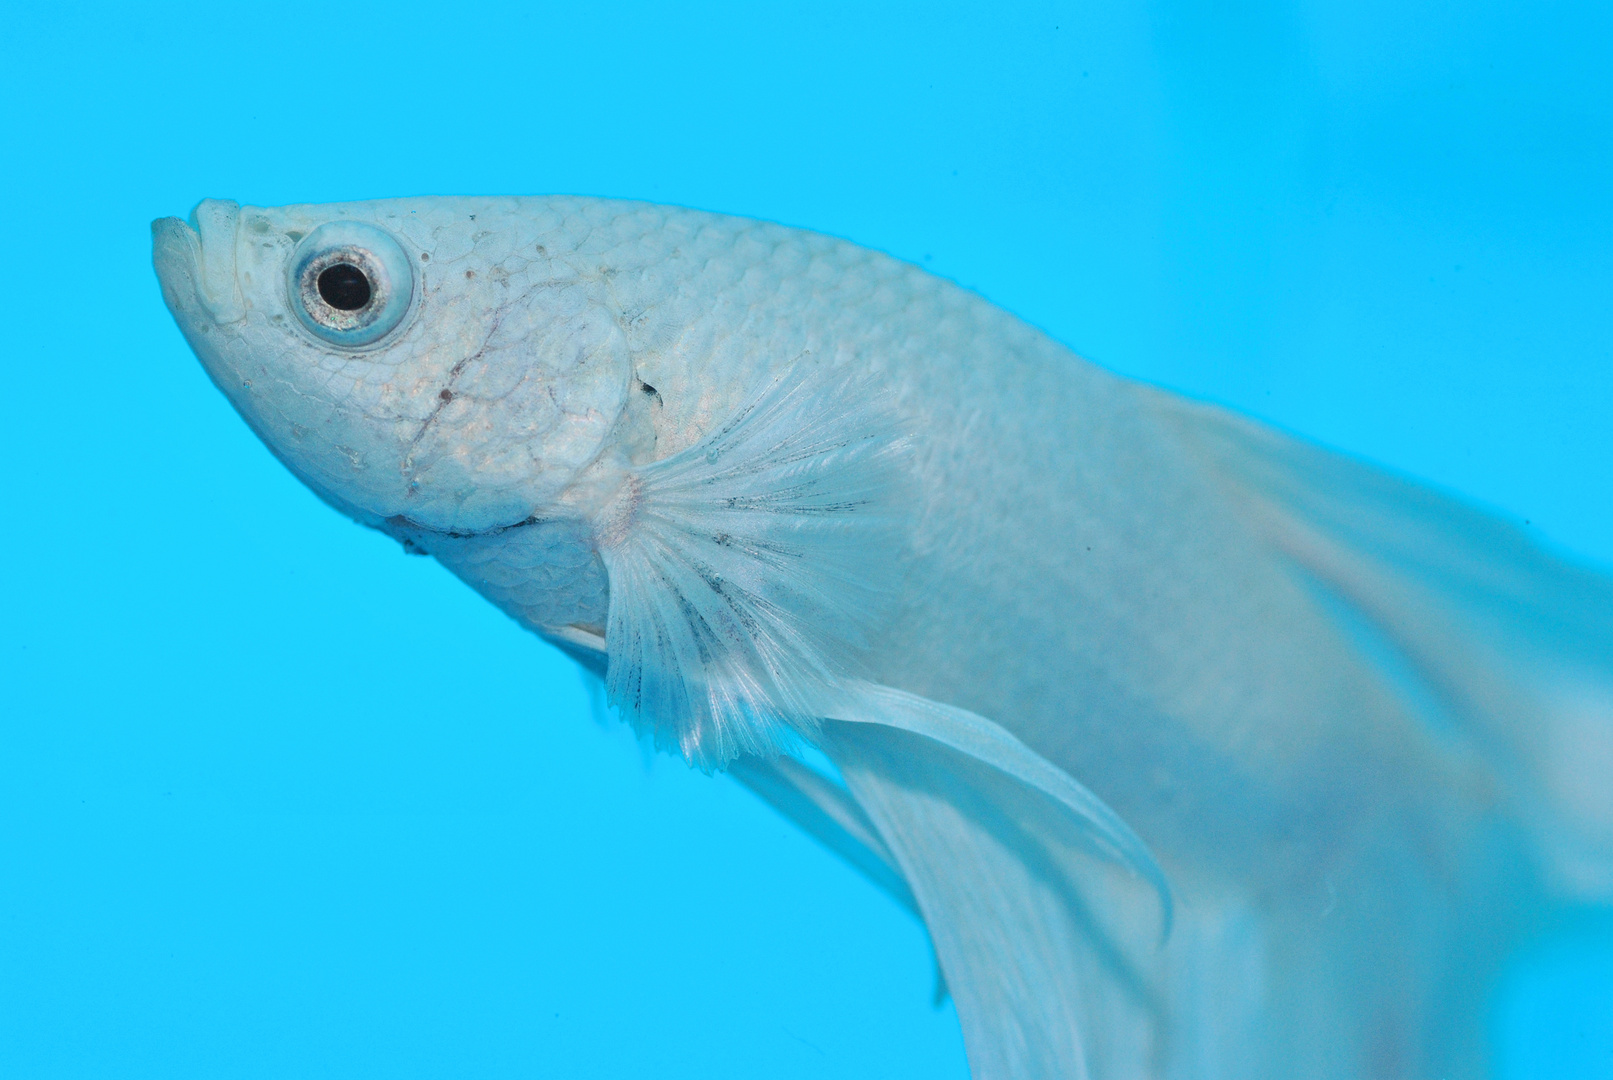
[1148, 389, 1613, 900]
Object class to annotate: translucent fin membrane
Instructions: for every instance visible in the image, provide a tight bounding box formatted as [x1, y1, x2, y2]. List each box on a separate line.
[827, 714, 1171, 1080]
[598, 361, 909, 769]
[1151, 389, 1613, 900]
[835, 682, 1171, 930]
[728, 754, 920, 917]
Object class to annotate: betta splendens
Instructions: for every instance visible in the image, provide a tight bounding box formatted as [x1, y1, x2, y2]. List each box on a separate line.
[154, 196, 1613, 1080]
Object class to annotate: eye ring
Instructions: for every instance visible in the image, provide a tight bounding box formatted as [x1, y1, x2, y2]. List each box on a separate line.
[288, 221, 416, 348]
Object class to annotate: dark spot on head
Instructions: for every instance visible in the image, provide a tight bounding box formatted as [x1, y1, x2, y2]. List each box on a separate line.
[465, 269, 476, 279]
[419, 251, 430, 261]
[317, 263, 372, 310]
[535, 244, 547, 256]
[439, 389, 453, 402]
[640, 382, 657, 395]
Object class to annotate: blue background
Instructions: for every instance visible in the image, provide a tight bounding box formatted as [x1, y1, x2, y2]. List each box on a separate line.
[2, 1, 1610, 1076]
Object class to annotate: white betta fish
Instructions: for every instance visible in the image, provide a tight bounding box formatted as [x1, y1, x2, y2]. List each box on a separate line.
[153, 196, 1612, 1080]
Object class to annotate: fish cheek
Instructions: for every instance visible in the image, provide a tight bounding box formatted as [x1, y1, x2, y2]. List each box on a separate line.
[398, 290, 634, 533]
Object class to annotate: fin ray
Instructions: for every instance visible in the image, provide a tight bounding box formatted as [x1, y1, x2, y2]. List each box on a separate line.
[596, 362, 908, 769]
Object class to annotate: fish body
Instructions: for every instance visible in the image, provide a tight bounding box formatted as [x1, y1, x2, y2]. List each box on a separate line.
[154, 196, 1613, 1079]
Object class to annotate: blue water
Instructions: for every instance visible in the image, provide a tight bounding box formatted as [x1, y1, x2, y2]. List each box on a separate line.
[2, 2, 1610, 1077]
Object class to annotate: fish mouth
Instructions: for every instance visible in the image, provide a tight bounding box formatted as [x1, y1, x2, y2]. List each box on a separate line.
[151, 198, 244, 325]
[383, 511, 549, 543]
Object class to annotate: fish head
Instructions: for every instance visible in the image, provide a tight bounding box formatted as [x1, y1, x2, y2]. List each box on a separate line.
[152, 197, 633, 537]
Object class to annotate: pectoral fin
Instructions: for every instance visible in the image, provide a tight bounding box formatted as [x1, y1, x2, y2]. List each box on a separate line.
[594, 361, 910, 770]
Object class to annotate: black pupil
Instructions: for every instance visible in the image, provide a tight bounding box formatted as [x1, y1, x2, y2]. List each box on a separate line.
[317, 263, 372, 310]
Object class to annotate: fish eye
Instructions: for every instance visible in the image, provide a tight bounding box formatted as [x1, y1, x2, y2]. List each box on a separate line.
[288, 221, 415, 347]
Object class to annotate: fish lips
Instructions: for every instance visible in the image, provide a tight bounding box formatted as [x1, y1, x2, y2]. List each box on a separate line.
[151, 214, 205, 330]
[153, 199, 245, 328]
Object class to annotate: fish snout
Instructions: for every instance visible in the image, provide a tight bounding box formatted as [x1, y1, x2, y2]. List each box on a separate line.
[152, 199, 245, 325]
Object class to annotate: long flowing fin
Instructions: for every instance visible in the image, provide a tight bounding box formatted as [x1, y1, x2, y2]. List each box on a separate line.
[816, 686, 1175, 1079]
[1149, 389, 1613, 899]
[596, 362, 908, 769]
[835, 681, 1172, 931]
[727, 754, 920, 918]
[825, 716, 1172, 1080]
[825, 697, 1320, 1079]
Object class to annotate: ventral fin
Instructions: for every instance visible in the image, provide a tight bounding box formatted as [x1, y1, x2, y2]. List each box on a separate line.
[824, 702, 1173, 1080]
[832, 681, 1173, 932]
[594, 361, 910, 770]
